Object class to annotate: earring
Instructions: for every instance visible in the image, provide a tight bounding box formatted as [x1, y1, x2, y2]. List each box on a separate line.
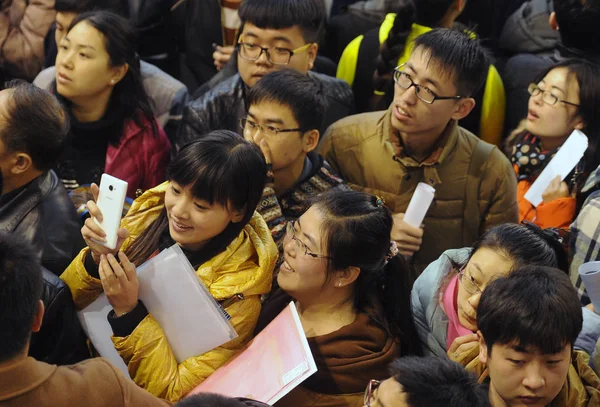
[337, 282, 342, 287]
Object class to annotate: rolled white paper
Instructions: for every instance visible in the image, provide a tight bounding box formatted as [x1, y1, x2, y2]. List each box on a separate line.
[579, 261, 600, 312]
[403, 182, 435, 228]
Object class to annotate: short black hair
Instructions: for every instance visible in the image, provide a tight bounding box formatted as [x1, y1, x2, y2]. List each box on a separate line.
[390, 356, 490, 407]
[0, 81, 69, 171]
[238, 0, 326, 43]
[413, 28, 491, 97]
[0, 233, 43, 362]
[175, 394, 248, 407]
[54, 0, 129, 16]
[247, 69, 327, 132]
[478, 266, 583, 355]
[553, 0, 600, 54]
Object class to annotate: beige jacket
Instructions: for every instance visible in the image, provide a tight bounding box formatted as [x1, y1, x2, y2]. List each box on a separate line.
[320, 109, 518, 272]
[0, 0, 55, 80]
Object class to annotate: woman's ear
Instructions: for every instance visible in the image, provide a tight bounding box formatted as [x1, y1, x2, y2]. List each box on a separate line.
[478, 330, 488, 364]
[575, 120, 585, 131]
[333, 266, 361, 288]
[110, 63, 129, 86]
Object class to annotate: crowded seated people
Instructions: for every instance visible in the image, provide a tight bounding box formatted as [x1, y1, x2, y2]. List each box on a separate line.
[35, 0, 188, 141]
[176, 0, 354, 152]
[411, 223, 567, 360]
[474, 266, 600, 406]
[509, 59, 600, 229]
[243, 69, 349, 249]
[364, 356, 491, 407]
[0, 81, 83, 275]
[0, 0, 56, 81]
[337, 0, 506, 145]
[0, 234, 170, 407]
[504, 0, 600, 135]
[52, 11, 171, 199]
[321, 28, 518, 273]
[255, 190, 420, 406]
[61, 131, 278, 401]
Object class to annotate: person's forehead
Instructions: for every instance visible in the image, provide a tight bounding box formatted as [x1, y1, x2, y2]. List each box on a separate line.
[241, 22, 305, 43]
[248, 101, 296, 120]
[406, 47, 457, 86]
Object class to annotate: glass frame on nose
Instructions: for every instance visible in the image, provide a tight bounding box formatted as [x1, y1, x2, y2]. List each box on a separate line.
[457, 265, 484, 295]
[363, 379, 381, 407]
[239, 118, 303, 137]
[393, 64, 464, 104]
[237, 40, 313, 65]
[527, 83, 580, 107]
[285, 220, 330, 259]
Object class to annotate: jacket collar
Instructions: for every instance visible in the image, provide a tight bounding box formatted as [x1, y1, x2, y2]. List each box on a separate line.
[379, 107, 459, 186]
[0, 357, 57, 401]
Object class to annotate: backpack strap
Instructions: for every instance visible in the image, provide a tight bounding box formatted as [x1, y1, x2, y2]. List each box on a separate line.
[463, 140, 495, 246]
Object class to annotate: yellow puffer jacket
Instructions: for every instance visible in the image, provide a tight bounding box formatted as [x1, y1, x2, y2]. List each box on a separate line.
[337, 14, 506, 146]
[61, 182, 279, 401]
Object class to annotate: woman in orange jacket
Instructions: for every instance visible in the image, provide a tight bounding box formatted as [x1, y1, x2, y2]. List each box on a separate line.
[510, 59, 600, 229]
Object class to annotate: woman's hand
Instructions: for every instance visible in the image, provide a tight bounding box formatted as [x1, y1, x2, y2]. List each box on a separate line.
[542, 175, 570, 204]
[99, 252, 139, 317]
[81, 183, 130, 264]
[447, 333, 479, 363]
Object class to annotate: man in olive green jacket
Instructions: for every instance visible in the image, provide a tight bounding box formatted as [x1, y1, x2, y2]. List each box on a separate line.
[320, 28, 518, 273]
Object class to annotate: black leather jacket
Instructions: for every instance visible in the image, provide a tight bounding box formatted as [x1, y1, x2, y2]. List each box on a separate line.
[176, 72, 355, 151]
[0, 170, 85, 275]
[29, 268, 90, 365]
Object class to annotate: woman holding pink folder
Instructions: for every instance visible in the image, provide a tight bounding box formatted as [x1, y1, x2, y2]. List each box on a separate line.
[255, 190, 420, 407]
[61, 131, 279, 402]
[507, 59, 600, 229]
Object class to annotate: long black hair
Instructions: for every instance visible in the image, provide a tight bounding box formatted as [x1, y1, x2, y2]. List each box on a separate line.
[312, 190, 420, 354]
[57, 10, 157, 145]
[125, 130, 267, 266]
[372, 0, 456, 93]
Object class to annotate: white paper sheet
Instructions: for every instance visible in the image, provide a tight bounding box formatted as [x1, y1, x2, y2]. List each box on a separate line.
[524, 130, 588, 207]
[78, 244, 238, 369]
[403, 182, 436, 227]
[579, 261, 600, 313]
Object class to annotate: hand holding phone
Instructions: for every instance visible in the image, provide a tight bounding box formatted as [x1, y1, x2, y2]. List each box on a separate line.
[81, 175, 130, 263]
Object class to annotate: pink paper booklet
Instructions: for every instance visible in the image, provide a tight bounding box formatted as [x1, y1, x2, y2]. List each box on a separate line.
[188, 301, 317, 404]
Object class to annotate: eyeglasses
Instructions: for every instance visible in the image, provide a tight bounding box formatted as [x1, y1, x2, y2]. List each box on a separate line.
[363, 379, 381, 407]
[286, 220, 329, 259]
[527, 83, 580, 107]
[240, 118, 303, 137]
[457, 265, 483, 295]
[237, 41, 312, 65]
[393, 64, 463, 104]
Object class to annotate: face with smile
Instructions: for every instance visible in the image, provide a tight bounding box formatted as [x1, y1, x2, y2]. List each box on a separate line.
[480, 341, 571, 407]
[164, 181, 243, 251]
[456, 247, 515, 331]
[237, 23, 317, 88]
[390, 47, 474, 154]
[526, 67, 583, 149]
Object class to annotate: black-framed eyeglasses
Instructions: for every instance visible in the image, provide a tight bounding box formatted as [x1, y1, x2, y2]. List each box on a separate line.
[237, 41, 312, 65]
[240, 118, 303, 137]
[527, 83, 580, 107]
[457, 265, 483, 295]
[363, 379, 381, 407]
[393, 64, 464, 104]
[286, 220, 329, 259]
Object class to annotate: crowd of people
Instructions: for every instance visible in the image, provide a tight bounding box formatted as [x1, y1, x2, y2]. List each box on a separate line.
[0, 0, 600, 406]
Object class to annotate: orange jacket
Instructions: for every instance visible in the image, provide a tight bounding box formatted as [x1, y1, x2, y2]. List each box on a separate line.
[515, 165, 576, 229]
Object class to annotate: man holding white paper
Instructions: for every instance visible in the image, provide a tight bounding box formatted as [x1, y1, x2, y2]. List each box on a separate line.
[320, 29, 518, 272]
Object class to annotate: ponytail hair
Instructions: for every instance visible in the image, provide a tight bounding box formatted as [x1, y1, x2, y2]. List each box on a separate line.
[373, 0, 456, 94]
[311, 190, 420, 354]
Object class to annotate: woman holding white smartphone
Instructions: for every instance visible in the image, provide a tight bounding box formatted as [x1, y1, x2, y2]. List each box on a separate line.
[61, 131, 278, 401]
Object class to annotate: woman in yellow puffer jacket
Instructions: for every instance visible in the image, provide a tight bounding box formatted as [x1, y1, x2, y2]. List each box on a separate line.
[61, 130, 278, 402]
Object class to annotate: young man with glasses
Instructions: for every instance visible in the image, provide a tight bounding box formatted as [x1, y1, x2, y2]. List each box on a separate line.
[242, 69, 349, 251]
[363, 356, 490, 407]
[320, 28, 518, 274]
[176, 0, 354, 152]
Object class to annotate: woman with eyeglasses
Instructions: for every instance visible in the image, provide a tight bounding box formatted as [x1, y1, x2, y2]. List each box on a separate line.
[411, 223, 566, 362]
[61, 131, 279, 401]
[508, 59, 600, 229]
[254, 189, 420, 407]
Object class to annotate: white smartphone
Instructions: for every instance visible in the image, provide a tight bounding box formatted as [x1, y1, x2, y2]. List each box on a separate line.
[92, 174, 128, 250]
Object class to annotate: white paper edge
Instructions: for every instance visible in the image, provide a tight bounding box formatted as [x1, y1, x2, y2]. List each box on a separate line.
[266, 302, 318, 405]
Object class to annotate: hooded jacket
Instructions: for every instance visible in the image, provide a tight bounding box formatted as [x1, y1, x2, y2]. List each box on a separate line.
[61, 182, 279, 401]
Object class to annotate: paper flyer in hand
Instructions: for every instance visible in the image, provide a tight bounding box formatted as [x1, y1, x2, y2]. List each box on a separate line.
[189, 302, 317, 405]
